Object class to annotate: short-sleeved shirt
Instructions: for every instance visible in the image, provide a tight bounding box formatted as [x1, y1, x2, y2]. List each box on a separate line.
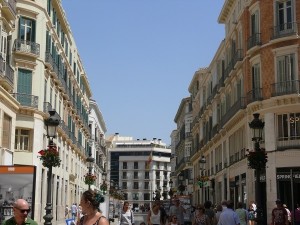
[2, 217, 38, 225]
[218, 208, 240, 225]
[272, 207, 287, 225]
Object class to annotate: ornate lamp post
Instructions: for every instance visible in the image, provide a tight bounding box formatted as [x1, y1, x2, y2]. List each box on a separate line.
[43, 110, 60, 225]
[249, 113, 265, 225]
[178, 172, 185, 195]
[86, 139, 95, 190]
[198, 156, 206, 202]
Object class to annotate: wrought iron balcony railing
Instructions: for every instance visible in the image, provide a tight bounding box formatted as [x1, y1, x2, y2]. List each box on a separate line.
[271, 80, 300, 97]
[13, 39, 40, 56]
[271, 22, 298, 40]
[246, 88, 263, 104]
[11, 93, 38, 108]
[247, 33, 261, 50]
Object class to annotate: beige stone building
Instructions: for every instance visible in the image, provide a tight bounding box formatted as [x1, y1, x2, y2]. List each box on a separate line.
[0, 0, 107, 223]
[173, 0, 300, 223]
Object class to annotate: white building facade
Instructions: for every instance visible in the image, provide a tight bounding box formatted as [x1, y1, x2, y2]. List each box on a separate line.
[108, 135, 172, 210]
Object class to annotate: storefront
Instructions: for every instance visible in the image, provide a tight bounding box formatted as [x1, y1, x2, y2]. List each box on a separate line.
[277, 168, 300, 210]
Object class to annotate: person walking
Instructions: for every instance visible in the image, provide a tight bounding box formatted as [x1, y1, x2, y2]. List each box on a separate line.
[215, 205, 223, 225]
[283, 204, 291, 225]
[169, 199, 186, 225]
[147, 202, 164, 225]
[168, 215, 180, 225]
[192, 205, 210, 225]
[291, 204, 300, 225]
[235, 202, 248, 225]
[2, 199, 37, 225]
[272, 199, 288, 225]
[217, 200, 240, 225]
[204, 201, 216, 225]
[71, 203, 78, 220]
[247, 204, 255, 225]
[65, 204, 70, 218]
[77, 190, 108, 225]
[119, 201, 135, 225]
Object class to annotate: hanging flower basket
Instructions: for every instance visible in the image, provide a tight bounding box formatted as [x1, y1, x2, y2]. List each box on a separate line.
[196, 175, 210, 188]
[84, 173, 97, 185]
[38, 145, 61, 168]
[100, 182, 108, 191]
[246, 148, 268, 170]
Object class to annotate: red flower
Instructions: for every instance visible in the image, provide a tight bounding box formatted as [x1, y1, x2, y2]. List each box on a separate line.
[38, 145, 61, 168]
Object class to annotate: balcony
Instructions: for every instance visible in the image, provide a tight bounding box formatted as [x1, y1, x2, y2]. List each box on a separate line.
[246, 88, 263, 104]
[247, 33, 261, 50]
[0, 58, 14, 90]
[271, 80, 300, 97]
[220, 97, 246, 128]
[2, 0, 16, 20]
[233, 49, 244, 67]
[271, 22, 298, 40]
[13, 39, 40, 57]
[11, 93, 38, 108]
[224, 60, 234, 81]
[277, 138, 300, 151]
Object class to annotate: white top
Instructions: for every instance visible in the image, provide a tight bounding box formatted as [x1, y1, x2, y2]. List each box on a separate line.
[150, 208, 161, 225]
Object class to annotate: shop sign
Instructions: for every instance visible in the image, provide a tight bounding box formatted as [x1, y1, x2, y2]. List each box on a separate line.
[289, 116, 300, 123]
[276, 172, 300, 181]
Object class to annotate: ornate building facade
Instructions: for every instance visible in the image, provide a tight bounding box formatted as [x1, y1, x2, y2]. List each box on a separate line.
[173, 0, 300, 223]
[0, 0, 107, 223]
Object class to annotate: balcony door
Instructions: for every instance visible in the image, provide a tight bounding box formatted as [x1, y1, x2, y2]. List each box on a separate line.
[17, 69, 32, 106]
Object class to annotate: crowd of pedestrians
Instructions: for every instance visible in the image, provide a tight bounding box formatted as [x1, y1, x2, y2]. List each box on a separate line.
[119, 198, 300, 225]
[2, 196, 300, 225]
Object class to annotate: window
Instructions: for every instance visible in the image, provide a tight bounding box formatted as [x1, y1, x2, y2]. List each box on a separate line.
[277, 54, 295, 81]
[132, 193, 139, 200]
[2, 114, 11, 149]
[252, 63, 261, 94]
[155, 171, 160, 178]
[250, 10, 260, 36]
[276, 53, 296, 94]
[145, 171, 149, 179]
[134, 162, 138, 169]
[123, 162, 127, 169]
[144, 193, 150, 201]
[15, 129, 30, 151]
[19, 17, 36, 42]
[122, 182, 127, 189]
[144, 182, 149, 190]
[133, 182, 139, 189]
[278, 113, 300, 140]
[276, 0, 293, 29]
[17, 69, 32, 106]
[134, 172, 138, 179]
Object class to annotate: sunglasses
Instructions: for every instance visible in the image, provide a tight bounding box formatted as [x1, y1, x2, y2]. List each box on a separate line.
[16, 208, 31, 213]
[173, 218, 177, 220]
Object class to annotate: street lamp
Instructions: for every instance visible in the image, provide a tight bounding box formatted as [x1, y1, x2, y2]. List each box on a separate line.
[86, 139, 95, 190]
[44, 110, 60, 225]
[178, 172, 185, 195]
[249, 113, 265, 225]
[199, 156, 206, 202]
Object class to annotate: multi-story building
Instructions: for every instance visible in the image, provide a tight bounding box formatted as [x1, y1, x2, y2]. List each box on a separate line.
[108, 134, 171, 210]
[0, 0, 107, 223]
[173, 0, 300, 223]
[173, 97, 194, 196]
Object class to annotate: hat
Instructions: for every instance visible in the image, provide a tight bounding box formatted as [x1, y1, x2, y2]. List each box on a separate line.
[275, 199, 282, 204]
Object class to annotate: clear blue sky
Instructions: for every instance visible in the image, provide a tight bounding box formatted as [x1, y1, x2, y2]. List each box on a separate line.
[61, 0, 224, 145]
